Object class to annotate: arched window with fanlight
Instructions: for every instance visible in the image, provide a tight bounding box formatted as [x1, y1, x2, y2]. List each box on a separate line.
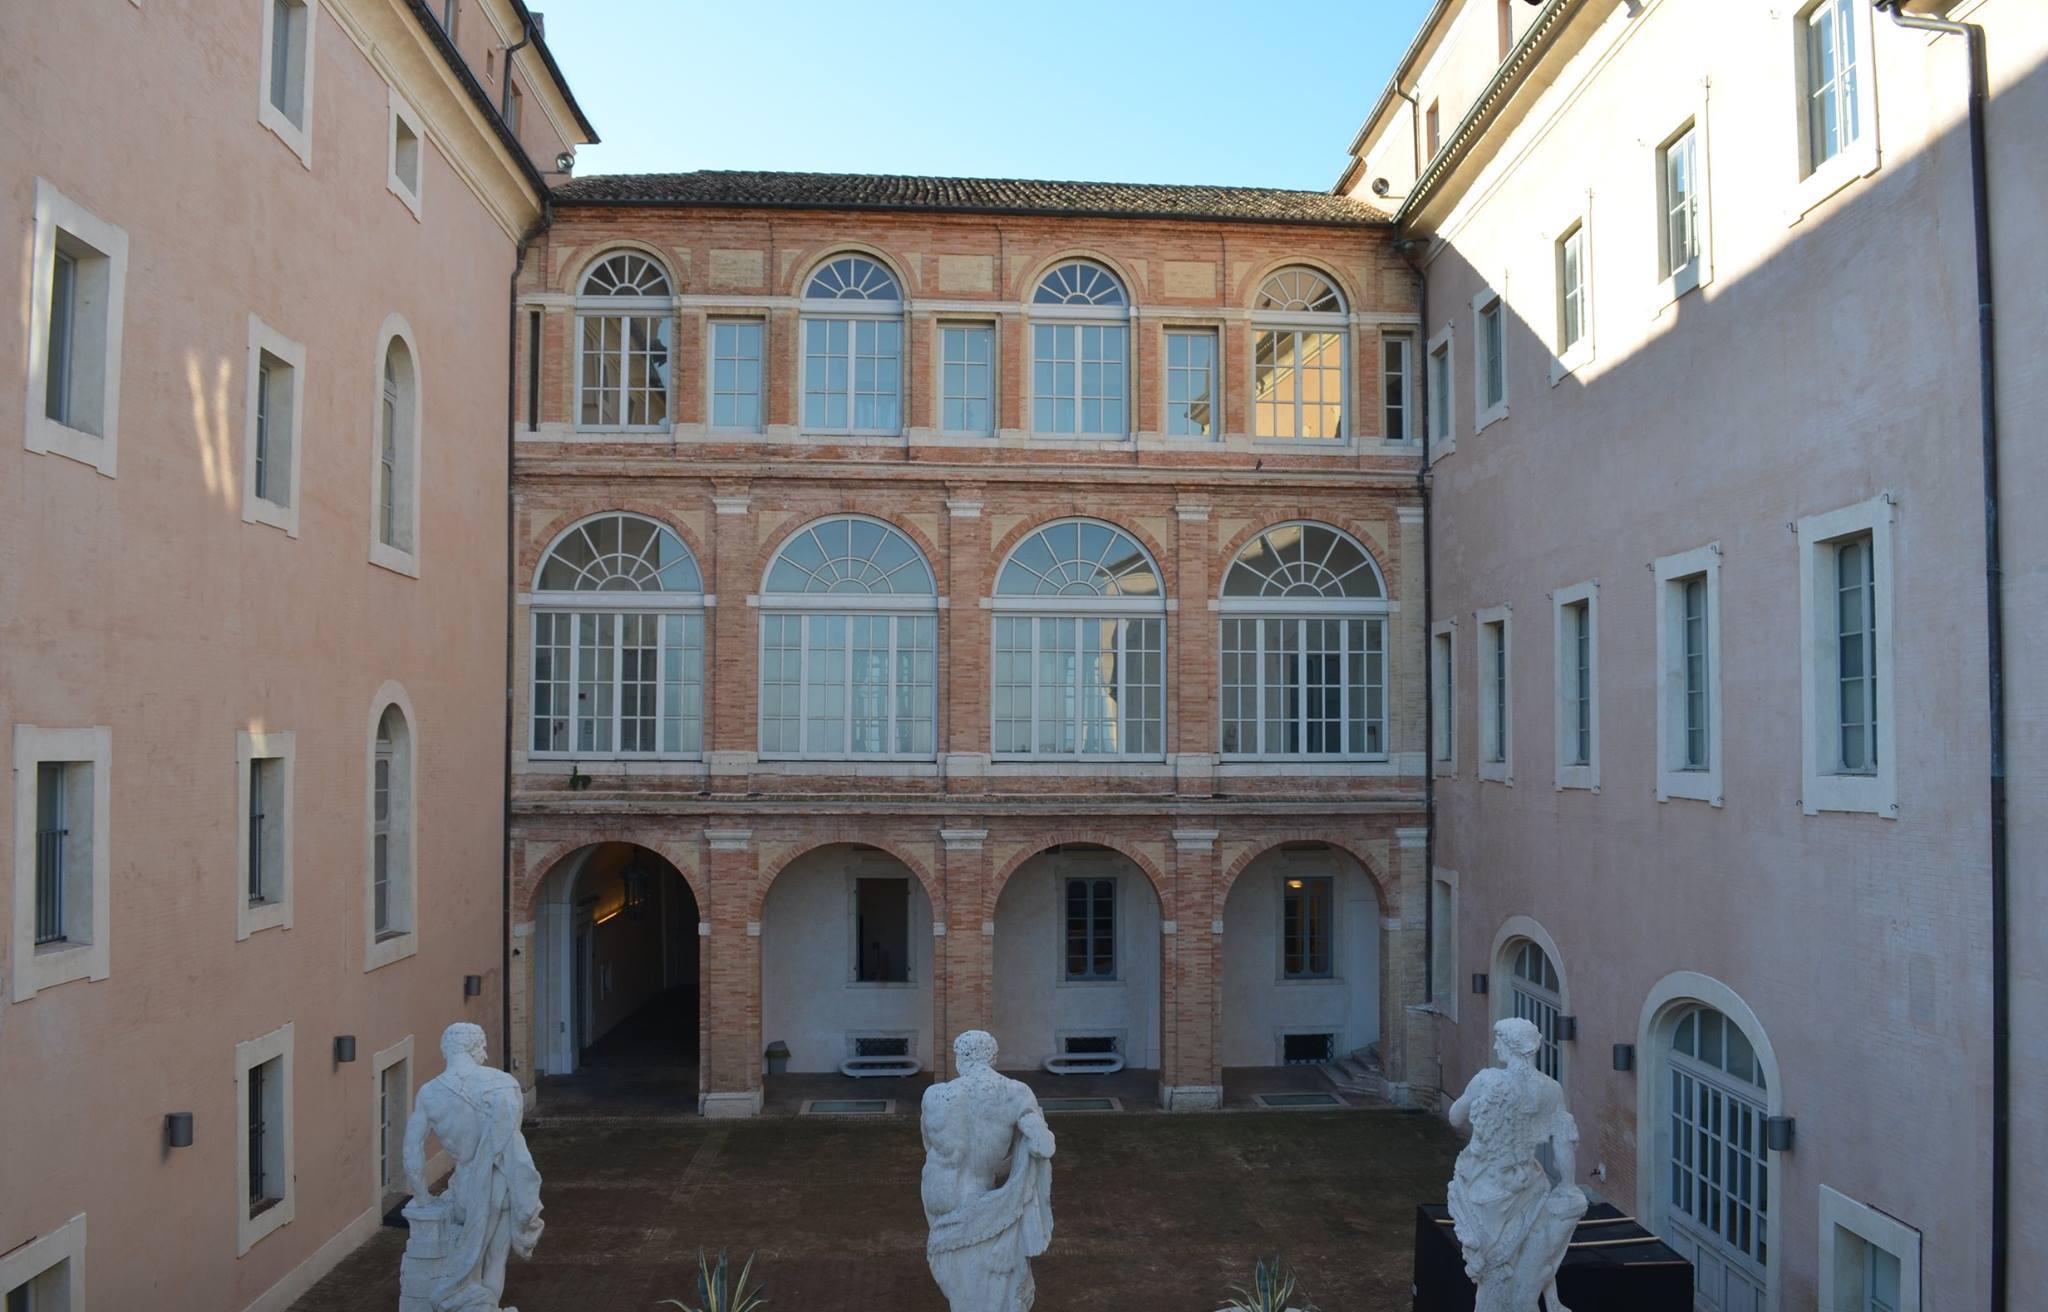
[759, 516, 936, 758]
[575, 251, 673, 431]
[1029, 261, 1129, 438]
[530, 513, 705, 758]
[1662, 1004, 1772, 1309]
[1219, 523, 1387, 759]
[1252, 266, 1347, 440]
[992, 519, 1165, 758]
[800, 255, 903, 435]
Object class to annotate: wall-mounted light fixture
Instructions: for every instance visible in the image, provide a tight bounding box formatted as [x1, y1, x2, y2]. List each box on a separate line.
[1471, 973, 1489, 995]
[334, 1035, 358, 1064]
[165, 1112, 195, 1149]
[1612, 1043, 1635, 1072]
[464, 974, 483, 998]
[1765, 1116, 1796, 1152]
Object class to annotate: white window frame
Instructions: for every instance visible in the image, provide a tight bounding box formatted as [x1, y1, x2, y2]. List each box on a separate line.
[235, 730, 295, 941]
[11, 726, 112, 1002]
[1551, 213, 1594, 383]
[234, 1021, 295, 1255]
[799, 256, 905, 438]
[1278, 872, 1337, 982]
[846, 866, 919, 986]
[1028, 262, 1131, 440]
[1162, 324, 1220, 440]
[706, 317, 766, 434]
[1496, 933, 1567, 1087]
[369, 1034, 415, 1209]
[1429, 868, 1458, 1018]
[364, 684, 418, 971]
[1789, 0, 1881, 222]
[1553, 581, 1599, 791]
[1653, 543, 1723, 805]
[0, 1212, 87, 1310]
[242, 314, 305, 536]
[1655, 106, 1715, 304]
[257, 0, 318, 168]
[368, 315, 423, 577]
[1798, 495, 1897, 817]
[1056, 865, 1121, 984]
[1251, 327, 1348, 443]
[1426, 323, 1455, 460]
[1381, 328, 1416, 442]
[1819, 1185, 1921, 1312]
[1471, 286, 1508, 432]
[573, 253, 676, 435]
[937, 320, 997, 437]
[1431, 619, 1456, 776]
[25, 178, 129, 477]
[1476, 605, 1511, 785]
[386, 87, 425, 219]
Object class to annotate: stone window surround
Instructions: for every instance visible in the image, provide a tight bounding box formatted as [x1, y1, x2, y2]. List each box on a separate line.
[1786, 0, 1882, 225]
[1430, 619, 1456, 776]
[1818, 1184, 1921, 1312]
[1490, 914, 1570, 1094]
[1796, 494, 1897, 818]
[11, 725, 113, 1002]
[1470, 284, 1509, 433]
[369, 1034, 414, 1207]
[235, 1020, 296, 1255]
[364, 682, 419, 972]
[236, 729, 296, 941]
[1475, 603, 1511, 785]
[1425, 321, 1455, 461]
[1549, 205, 1595, 386]
[1652, 89, 1716, 309]
[1652, 542, 1722, 806]
[386, 85, 426, 220]
[242, 314, 306, 537]
[24, 178, 129, 478]
[1429, 867, 1458, 1020]
[368, 314, 424, 578]
[257, 0, 319, 170]
[1552, 580, 1600, 792]
[0, 1210, 87, 1307]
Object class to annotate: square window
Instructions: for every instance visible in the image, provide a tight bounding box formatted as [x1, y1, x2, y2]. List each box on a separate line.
[1819, 1185, 1921, 1312]
[940, 323, 996, 435]
[243, 316, 305, 535]
[0, 1212, 85, 1312]
[259, 0, 317, 167]
[1553, 583, 1599, 790]
[853, 877, 910, 983]
[1798, 496, 1896, 816]
[1653, 544, 1721, 804]
[1280, 875, 1333, 979]
[235, 1022, 295, 1253]
[1164, 328, 1216, 437]
[12, 726, 112, 1002]
[388, 89, 424, 216]
[25, 181, 129, 475]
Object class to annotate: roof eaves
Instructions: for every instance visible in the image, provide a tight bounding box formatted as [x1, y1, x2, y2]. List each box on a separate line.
[506, 0, 600, 142]
[402, 0, 549, 198]
[550, 192, 1391, 228]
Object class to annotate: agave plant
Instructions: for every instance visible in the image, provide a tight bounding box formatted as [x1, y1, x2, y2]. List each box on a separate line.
[1221, 1257, 1314, 1312]
[658, 1249, 766, 1312]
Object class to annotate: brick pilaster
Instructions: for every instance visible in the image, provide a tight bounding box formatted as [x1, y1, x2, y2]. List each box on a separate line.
[1166, 826, 1222, 1110]
[937, 825, 992, 1075]
[700, 826, 762, 1116]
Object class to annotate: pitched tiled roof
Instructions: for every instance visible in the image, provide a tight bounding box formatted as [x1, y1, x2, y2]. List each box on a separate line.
[551, 170, 1388, 225]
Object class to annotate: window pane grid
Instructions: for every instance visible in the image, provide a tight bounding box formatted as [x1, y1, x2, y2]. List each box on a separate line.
[578, 313, 671, 428]
[1806, 0, 1859, 169]
[710, 320, 763, 431]
[804, 316, 902, 433]
[1382, 333, 1412, 440]
[993, 615, 1163, 758]
[1559, 229, 1585, 352]
[1835, 535, 1877, 774]
[1480, 304, 1505, 409]
[34, 763, 67, 945]
[1220, 616, 1385, 758]
[1669, 1062, 1770, 1271]
[940, 325, 994, 434]
[1281, 876, 1333, 979]
[1664, 128, 1701, 275]
[530, 610, 705, 758]
[372, 750, 391, 935]
[1571, 602, 1592, 766]
[761, 612, 935, 757]
[1165, 329, 1216, 436]
[1064, 877, 1116, 980]
[1032, 322, 1127, 435]
[1682, 577, 1709, 769]
[1487, 622, 1508, 762]
[1254, 329, 1344, 439]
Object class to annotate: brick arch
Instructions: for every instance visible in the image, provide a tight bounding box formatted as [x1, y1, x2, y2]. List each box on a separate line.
[750, 836, 943, 922]
[1218, 835, 1393, 919]
[1014, 247, 1145, 306]
[786, 240, 918, 299]
[985, 513, 1174, 602]
[520, 505, 710, 593]
[516, 833, 706, 922]
[1235, 252, 1365, 314]
[986, 833, 1170, 921]
[753, 507, 945, 594]
[1212, 517, 1394, 602]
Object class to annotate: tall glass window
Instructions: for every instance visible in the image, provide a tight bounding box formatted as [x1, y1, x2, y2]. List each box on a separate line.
[1064, 877, 1116, 980]
[759, 516, 937, 758]
[1682, 575, 1710, 770]
[709, 320, 763, 431]
[1382, 331, 1413, 440]
[1661, 125, 1702, 279]
[576, 252, 673, 430]
[1253, 267, 1347, 440]
[1281, 875, 1333, 979]
[1567, 600, 1592, 766]
[802, 255, 903, 434]
[1557, 224, 1586, 354]
[992, 520, 1164, 758]
[940, 323, 994, 435]
[1164, 328, 1217, 437]
[1219, 523, 1388, 759]
[1507, 940, 1563, 1080]
[1030, 261, 1128, 437]
[530, 513, 705, 758]
[1665, 1006, 1771, 1299]
[1805, 0, 1860, 170]
[1834, 533, 1877, 773]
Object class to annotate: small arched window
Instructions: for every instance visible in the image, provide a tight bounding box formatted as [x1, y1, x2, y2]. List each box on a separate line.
[373, 332, 419, 565]
[1506, 939, 1564, 1080]
[760, 516, 936, 758]
[1219, 524, 1387, 758]
[801, 255, 903, 435]
[531, 513, 705, 758]
[993, 520, 1164, 758]
[575, 251, 673, 431]
[1664, 1004, 1771, 1299]
[1029, 262, 1129, 437]
[366, 694, 417, 970]
[1253, 266, 1347, 440]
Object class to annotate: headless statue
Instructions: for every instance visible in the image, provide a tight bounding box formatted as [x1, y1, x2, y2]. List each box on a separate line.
[1447, 1017, 1589, 1312]
[920, 1031, 1056, 1312]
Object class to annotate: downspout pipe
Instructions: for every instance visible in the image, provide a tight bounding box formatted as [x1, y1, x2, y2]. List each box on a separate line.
[501, 14, 534, 122]
[1873, 5, 2005, 1307]
[1395, 235, 1434, 1025]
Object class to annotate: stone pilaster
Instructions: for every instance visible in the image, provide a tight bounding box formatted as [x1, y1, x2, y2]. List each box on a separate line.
[1386, 824, 1437, 1105]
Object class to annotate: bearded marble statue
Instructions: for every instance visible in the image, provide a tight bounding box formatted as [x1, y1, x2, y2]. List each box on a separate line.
[1447, 1017, 1589, 1312]
[919, 1030, 1056, 1312]
[399, 1022, 544, 1312]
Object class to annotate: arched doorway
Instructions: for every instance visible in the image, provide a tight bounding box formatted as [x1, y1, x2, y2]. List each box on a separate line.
[760, 844, 935, 1074]
[532, 843, 699, 1090]
[1222, 842, 1381, 1071]
[991, 844, 1163, 1083]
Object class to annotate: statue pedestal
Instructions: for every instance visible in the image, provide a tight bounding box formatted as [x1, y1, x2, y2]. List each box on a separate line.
[399, 1198, 453, 1312]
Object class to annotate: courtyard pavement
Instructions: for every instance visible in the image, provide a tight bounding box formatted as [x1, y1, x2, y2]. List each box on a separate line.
[287, 1105, 1459, 1312]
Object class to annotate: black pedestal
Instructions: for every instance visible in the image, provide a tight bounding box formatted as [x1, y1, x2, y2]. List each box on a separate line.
[1413, 1202, 1693, 1312]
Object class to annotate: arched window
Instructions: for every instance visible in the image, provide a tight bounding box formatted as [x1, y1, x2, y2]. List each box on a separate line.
[801, 255, 903, 435]
[530, 513, 705, 758]
[1218, 523, 1387, 758]
[372, 330, 419, 567]
[1029, 261, 1128, 437]
[1506, 939, 1564, 1079]
[575, 251, 673, 430]
[1664, 1004, 1771, 1305]
[1253, 266, 1347, 440]
[993, 520, 1164, 758]
[759, 516, 936, 758]
[366, 690, 416, 970]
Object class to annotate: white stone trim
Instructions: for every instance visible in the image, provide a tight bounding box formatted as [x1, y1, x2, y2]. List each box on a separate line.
[944, 499, 983, 519]
[368, 1034, 414, 1207]
[24, 178, 128, 477]
[1652, 87, 1716, 309]
[242, 314, 306, 537]
[1552, 580, 1600, 792]
[1548, 201, 1596, 385]
[1785, 0, 1882, 225]
[1395, 827, 1427, 850]
[1429, 868, 1458, 1020]
[1431, 619, 1457, 777]
[236, 729, 296, 941]
[235, 1020, 296, 1255]
[367, 314, 424, 578]
[0, 1211, 87, 1308]
[1173, 503, 1211, 522]
[1470, 284, 1509, 432]
[11, 725, 113, 1001]
[1476, 604, 1512, 785]
[939, 828, 987, 852]
[256, 0, 318, 169]
[385, 85, 426, 220]
[705, 828, 753, 852]
[363, 682, 419, 972]
[1797, 495, 1897, 817]
[1172, 828, 1218, 852]
[1653, 543, 1722, 805]
[1818, 1185, 1921, 1312]
[712, 495, 752, 516]
[1492, 914, 1570, 1092]
[1425, 321, 1455, 462]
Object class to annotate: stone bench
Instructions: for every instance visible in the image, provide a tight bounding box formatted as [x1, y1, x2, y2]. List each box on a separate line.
[838, 1055, 922, 1078]
[1041, 1052, 1125, 1076]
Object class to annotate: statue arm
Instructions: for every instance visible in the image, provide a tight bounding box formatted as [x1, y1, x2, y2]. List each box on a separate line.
[1549, 1107, 1581, 1185]
[402, 1091, 431, 1199]
[1018, 1103, 1055, 1158]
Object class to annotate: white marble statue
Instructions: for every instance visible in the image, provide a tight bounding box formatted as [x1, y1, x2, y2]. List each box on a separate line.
[920, 1030, 1056, 1312]
[1446, 1017, 1589, 1312]
[399, 1023, 545, 1312]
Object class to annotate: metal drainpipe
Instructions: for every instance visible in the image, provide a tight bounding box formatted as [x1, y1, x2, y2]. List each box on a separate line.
[1873, 5, 2006, 1307]
[1395, 236, 1434, 1020]
[500, 15, 533, 121]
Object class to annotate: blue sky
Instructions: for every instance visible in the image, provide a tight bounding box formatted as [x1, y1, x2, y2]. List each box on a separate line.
[540, 0, 1433, 191]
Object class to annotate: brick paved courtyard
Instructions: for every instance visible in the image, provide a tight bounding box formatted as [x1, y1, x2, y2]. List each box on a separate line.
[288, 1106, 1460, 1312]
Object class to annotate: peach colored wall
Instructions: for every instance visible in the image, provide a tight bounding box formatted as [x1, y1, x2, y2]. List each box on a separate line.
[0, 1, 544, 1307]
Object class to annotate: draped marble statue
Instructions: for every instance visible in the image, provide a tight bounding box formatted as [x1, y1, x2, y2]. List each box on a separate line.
[920, 1031, 1056, 1312]
[1447, 1017, 1589, 1312]
[399, 1023, 545, 1312]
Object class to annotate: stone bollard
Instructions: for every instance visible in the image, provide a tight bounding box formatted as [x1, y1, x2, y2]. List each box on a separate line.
[398, 1198, 453, 1312]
